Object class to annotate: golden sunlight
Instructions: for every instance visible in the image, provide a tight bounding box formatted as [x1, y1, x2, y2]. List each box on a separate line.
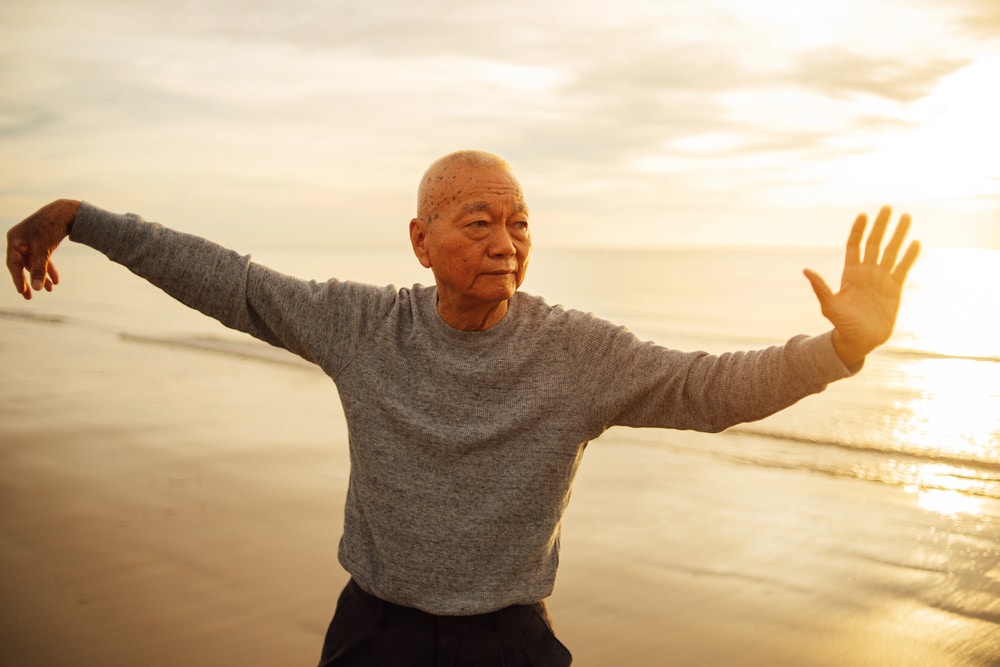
[887, 247, 1000, 516]
[893, 357, 999, 461]
[912, 488, 982, 517]
[894, 461, 988, 517]
[896, 248, 1000, 361]
[832, 56, 1000, 208]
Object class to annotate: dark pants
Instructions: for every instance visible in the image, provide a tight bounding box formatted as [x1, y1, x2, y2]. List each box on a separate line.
[317, 580, 573, 666]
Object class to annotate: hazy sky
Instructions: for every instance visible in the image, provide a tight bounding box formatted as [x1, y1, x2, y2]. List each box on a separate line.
[2, 0, 998, 249]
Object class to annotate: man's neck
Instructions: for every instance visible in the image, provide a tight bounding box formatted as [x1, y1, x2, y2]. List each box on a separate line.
[437, 298, 510, 331]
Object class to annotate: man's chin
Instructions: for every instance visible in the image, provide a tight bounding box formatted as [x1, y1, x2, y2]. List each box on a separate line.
[476, 276, 518, 297]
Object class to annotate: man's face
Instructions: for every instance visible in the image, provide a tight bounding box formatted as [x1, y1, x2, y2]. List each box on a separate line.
[410, 163, 531, 319]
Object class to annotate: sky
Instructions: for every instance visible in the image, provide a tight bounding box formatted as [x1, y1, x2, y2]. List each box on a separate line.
[1, 0, 998, 250]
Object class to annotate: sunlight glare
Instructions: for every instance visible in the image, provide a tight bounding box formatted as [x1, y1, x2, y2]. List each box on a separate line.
[891, 461, 990, 517]
[895, 248, 1000, 362]
[883, 248, 1000, 509]
[892, 358, 999, 464]
[910, 488, 982, 516]
[836, 57, 1000, 205]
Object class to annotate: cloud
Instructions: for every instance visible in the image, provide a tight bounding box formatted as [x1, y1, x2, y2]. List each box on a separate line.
[790, 48, 971, 102]
[954, 0, 1000, 39]
[0, 103, 56, 138]
[1, 0, 997, 248]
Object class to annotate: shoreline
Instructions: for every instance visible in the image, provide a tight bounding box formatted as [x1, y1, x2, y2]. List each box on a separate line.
[2, 317, 997, 666]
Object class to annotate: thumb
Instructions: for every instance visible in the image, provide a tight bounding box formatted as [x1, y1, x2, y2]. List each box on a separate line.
[803, 268, 835, 313]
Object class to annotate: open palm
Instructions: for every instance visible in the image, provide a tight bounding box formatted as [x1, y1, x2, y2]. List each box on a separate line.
[803, 206, 920, 367]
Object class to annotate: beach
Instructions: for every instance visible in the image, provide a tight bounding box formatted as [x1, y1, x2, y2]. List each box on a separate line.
[2, 244, 998, 666]
[4, 0, 1000, 661]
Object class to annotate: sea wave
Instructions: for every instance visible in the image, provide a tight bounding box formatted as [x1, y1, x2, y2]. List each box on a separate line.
[1, 308, 318, 369]
[0, 309, 69, 324]
[880, 345, 1000, 365]
[709, 425, 1000, 501]
[687, 444, 1000, 502]
[118, 332, 317, 370]
[732, 424, 1000, 471]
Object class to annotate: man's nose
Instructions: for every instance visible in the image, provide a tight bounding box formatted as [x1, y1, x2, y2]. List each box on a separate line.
[487, 227, 517, 257]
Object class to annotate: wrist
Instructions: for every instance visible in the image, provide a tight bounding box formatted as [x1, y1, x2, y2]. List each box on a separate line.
[831, 329, 866, 368]
[58, 199, 81, 236]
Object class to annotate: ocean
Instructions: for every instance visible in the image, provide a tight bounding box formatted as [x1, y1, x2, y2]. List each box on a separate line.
[17, 242, 995, 498]
[1, 241, 998, 665]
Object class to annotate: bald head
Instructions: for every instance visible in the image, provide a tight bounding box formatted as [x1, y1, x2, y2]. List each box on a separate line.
[416, 150, 520, 223]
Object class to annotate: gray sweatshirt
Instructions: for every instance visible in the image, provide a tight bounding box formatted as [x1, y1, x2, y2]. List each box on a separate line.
[71, 202, 853, 615]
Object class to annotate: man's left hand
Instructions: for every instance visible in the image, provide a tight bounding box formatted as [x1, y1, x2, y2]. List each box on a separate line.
[803, 205, 920, 368]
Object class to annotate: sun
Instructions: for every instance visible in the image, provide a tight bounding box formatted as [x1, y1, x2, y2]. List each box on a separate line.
[838, 56, 1000, 206]
[896, 248, 1000, 361]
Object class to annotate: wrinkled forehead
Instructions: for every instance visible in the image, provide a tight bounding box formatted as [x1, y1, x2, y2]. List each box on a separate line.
[459, 198, 529, 217]
[419, 163, 527, 220]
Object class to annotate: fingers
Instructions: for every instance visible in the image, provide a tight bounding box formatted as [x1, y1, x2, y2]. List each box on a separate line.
[851, 206, 919, 283]
[29, 243, 53, 292]
[862, 205, 892, 265]
[844, 213, 866, 267]
[47, 261, 60, 290]
[5, 236, 30, 298]
[5, 234, 59, 298]
[879, 212, 911, 269]
[892, 240, 921, 285]
[5, 199, 76, 298]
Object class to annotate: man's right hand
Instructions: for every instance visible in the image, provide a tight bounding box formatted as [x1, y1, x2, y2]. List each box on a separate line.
[6, 199, 80, 300]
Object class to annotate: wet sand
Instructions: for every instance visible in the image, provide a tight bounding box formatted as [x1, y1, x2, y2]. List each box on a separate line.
[2, 318, 997, 666]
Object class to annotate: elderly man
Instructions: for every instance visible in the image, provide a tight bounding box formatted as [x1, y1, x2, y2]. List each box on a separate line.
[6, 150, 918, 666]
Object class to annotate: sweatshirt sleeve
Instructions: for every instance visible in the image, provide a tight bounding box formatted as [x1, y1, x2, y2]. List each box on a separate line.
[69, 202, 390, 375]
[566, 312, 856, 434]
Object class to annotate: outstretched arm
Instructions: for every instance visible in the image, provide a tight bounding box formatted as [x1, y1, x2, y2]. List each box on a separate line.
[804, 205, 920, 368]
[6, 199, 81, 299]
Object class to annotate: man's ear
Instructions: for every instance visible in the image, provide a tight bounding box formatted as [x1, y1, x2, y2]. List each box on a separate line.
[409, 218, 432, 269]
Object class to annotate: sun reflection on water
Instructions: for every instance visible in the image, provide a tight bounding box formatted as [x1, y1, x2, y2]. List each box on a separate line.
[889, 356, 999, 517]
[893, 358, 1000, 463]
[910, 488, 983, 516]
[882, 248, 999, 517]
[886, 459, 992, 517]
